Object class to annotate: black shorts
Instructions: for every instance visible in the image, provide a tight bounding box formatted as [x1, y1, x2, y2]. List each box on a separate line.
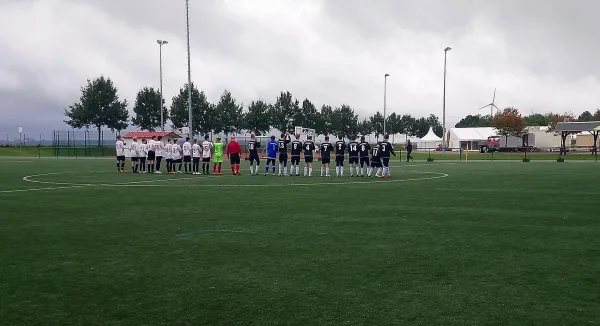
[166, 158, 173, 163]
[202, 157, 210, 163]
[174, 158, 182, 164]
[193, 157, 200, 163]
[230, 153, 240, 165]
[305, 155, 313, 163]
[117, 155, 125, 161]
[371, 160, 381, 168]
[183, 156, 191, 163]
[279, 153, 288, 163]
[349, 157, 358, 164]
[131, 157, 138, 162]
[381, 157, 390, 167]
[360, 157, 370, 166]
[321, 157, 331, 164]
[267, 158, 276, 166]
[249, 152, 260, 163]
[335, 156, 345, 166]
[147, 151, 156, 160]
[291, 155, 300, 165]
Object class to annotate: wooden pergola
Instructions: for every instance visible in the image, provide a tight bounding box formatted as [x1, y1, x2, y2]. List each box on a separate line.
[554, 121, 600, 155]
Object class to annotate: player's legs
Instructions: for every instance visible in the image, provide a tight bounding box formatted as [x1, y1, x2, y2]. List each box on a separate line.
[382, 157, 390, 177]
[156, 156, 162, 172]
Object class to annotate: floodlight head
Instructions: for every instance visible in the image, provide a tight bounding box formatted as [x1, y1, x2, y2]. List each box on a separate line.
[445, 47, 452, 51]
[385, 73, 390, 77]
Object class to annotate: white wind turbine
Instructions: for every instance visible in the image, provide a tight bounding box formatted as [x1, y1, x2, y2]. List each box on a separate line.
[478, 88, 501, 117]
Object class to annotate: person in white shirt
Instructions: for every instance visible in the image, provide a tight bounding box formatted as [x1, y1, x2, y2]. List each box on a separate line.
[155, 136, 164, 173]
[164, 138, 173, 174]
[129, 138, 140, 173]
[115, 136, 126, 173]
[182, 137, 192, 174]
[138, 139, 149, 173]
[202, 135, 214, 175]
[172, 139, 183, 174]
[147, 136, 156, 173]
[192, 138, 202, 175]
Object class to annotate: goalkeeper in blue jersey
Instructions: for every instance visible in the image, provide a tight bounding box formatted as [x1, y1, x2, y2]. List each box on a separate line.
[265, 135, 279, 175]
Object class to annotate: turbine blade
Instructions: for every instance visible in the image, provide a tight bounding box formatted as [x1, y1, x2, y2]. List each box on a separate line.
[492, 88, 496, 104]
[478, 104, 490, 110]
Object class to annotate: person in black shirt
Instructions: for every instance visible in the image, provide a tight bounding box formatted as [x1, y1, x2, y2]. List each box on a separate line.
[290, 134, 302, 176]
[406, 139, 414, 162]
[319, 136, 333, 177]
[347, 137, 360, 177]
[303, 135, 316, 176]
[247, 134, 261, 176]
[370, 144, 381, 177]
[358, 136, 371, 177]
[278, 132, 291, 175]
[378, 134, 396, 178]
[335, 139, 346, 176]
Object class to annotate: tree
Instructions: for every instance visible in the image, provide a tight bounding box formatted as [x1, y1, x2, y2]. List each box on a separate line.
[387, 112, 398, 141]
[331, 105, 358, 139]
[269, 91, 298, 133]
[492, 107, 527, 144]
[357, 119, 373, 137]
[65, 76, 129, 146]
[369, 111, 385, 140]
[170, 83, 211, 136]
[401, 114, 416, 140]
[131, 87, 167, 131]
[426, 114, 443, 137]
[578, 110, 594, 122]
[295, 98, 319, 130]
[594, 109, 600, 121]
[525, 113, 551, 126]
[215, 90, 243, 136]
[547, 112, 576, 133]
[455, 114, 492, 128]
[315, 105, 333, 136]
[244, 100, 271, 136]
[412, 117, 430, 138]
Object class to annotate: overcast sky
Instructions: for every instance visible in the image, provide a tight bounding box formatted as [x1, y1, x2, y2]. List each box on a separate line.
[1, 0, 599, 139]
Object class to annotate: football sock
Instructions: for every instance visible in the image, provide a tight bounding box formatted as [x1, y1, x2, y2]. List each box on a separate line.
[320, 167, 324, 176]
[335, 166, 339, 175]
[272, 166, 276, 174]
[356, 167, 360, 175]
[284, 166, 287, 174]
[295, 166, 299, 175]
[309, 168, 312, 176]
[218, 163, 222, 173]
[249, 165, 254, 174]
[117, 161, 120, 171]
[278, 164, 282, 174]
[213, 163, 216, 174]
[377, 167, 382, 175]
[265, 165, 269, 174]
[304, 167, 307, 175]
[231, 165, 236, 174]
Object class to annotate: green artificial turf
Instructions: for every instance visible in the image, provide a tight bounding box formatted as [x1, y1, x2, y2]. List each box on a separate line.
[1, 158, 599, 325]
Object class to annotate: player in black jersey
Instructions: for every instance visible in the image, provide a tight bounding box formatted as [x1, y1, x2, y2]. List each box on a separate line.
[335, 139, 346, 176]
[347, 137, 360, 177]
[370, 144, 381, 177]
[319, 136, 333, 177]
[278, 132, 291, 175]
[378, 134, 396, 178]
[247, 134, 261, 176]
[290, 134, 303, 176]
[358, 136, 371, 177]
[303, 136, 316, 176]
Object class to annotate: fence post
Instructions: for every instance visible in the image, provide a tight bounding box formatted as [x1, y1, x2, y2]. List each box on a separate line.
[459, 148, 462, 162]
[38, 146, 41, 158]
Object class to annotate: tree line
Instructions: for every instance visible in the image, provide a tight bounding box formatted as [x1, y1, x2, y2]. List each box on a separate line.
[456, 110, 600, 128]
[64, 76, 444, 146]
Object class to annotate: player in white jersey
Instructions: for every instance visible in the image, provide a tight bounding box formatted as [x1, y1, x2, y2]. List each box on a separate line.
[154, 136, 164, 173]
[138, 139, 149, 173]
[201, 135, 213, 175]
[147, 137, 156, 173]
[172, 139, 183, 174]
[129, 138, 140, 173]
[115, 136, 126, 173]
[182, 137, 192, 174]
[164, 138, 173, 174]
[192, 138, 201, 175]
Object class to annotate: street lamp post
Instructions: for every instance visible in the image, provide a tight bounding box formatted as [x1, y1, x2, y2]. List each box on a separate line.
[383, 73, 389, 136]
[157, 40, 168, 131]
[185, 0, 193, 139]
[442, 47, 452, 150]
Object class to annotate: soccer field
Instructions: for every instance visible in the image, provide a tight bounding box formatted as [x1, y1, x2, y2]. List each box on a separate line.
[1, 158, 599, 325]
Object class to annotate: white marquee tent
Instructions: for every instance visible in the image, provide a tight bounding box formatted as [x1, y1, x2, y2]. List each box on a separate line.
[448, 127, 497, 150]
[415, 127, 442, 150]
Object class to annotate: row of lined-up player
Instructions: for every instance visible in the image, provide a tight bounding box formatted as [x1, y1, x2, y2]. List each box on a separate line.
[114, 133, 397, 178]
